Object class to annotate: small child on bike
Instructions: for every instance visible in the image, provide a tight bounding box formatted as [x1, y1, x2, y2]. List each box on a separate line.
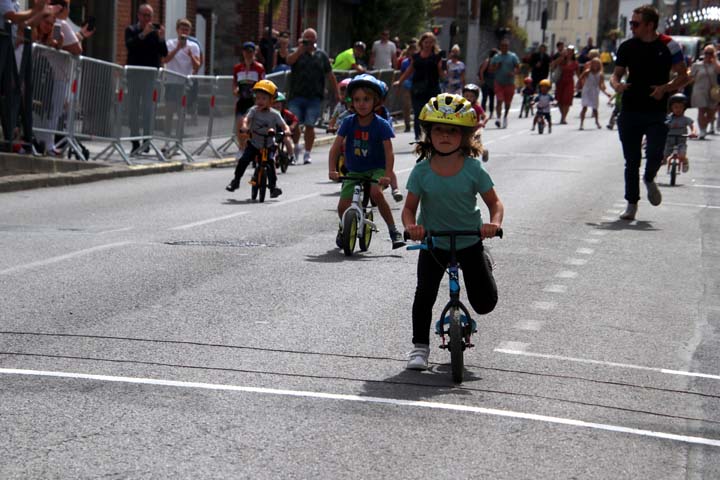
[373, 79, 403, 202]
[328, 74, 406, 250]
[461, 83, 489, 162]
[664, 93, 697, 173]
[606, 90, 622, 130]
[531, 79, 555, 133]
[402, 93, 504, 370]
[273, 92, 298, 165]
[225, 80, 291, 198]
[327, 78, 352, 133]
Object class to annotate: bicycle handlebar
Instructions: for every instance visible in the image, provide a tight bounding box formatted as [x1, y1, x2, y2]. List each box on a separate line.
[337, 176, 379, 184]
[404, 228, 503, 251]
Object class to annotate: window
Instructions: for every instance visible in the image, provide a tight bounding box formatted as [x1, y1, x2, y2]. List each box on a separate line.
[564, 1, 569, 20]
[578, 0, 584, 19]
[527, 0, 534, 21]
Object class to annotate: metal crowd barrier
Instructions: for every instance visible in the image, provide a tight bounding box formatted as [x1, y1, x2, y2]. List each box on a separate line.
[20, 45, 405, 164]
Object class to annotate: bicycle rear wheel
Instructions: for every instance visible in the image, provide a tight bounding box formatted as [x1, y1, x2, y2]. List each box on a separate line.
[670, 160, 677, 186]
[449, 307, 464, 383]
[278, 151, 289, 173]
[342, 209, 359, 256]
[258, 165, 268, 202]
[359, 210, 373, 252]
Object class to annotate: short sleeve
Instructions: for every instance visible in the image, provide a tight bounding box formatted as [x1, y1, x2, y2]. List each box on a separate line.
[469, 159, 494, 194]
[337, 115, 353, 138]
[61, 21, 79, 47]
[378, 117, 395, 140]
[245, 106, 256, 123]
[273, 110, 287, 129]
[406, 162, 423, 195]
[615, 40, 629, 68]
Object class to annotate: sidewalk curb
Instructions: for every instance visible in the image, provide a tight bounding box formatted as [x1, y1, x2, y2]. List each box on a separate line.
[0, 134, 339, 193]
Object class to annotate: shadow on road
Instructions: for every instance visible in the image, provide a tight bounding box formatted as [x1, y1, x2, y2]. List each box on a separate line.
[305, 249, 402, 263]
[359, 365, 479, 401]
[585, 220, 660, 232]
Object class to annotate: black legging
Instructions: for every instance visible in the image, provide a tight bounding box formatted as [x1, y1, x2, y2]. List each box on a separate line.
[231, 143, 278, 190]
[412, 241, 497, 345]
[481, 83, 495, 117]
[411, 91, 437, 140]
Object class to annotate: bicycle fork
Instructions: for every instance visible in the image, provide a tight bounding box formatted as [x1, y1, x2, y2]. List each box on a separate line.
[436, 267, 477, 349]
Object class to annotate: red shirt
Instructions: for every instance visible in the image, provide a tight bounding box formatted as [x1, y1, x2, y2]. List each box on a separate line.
[233, 61, 266, 99]
[471, 104, 486, 125]
[281, 108, 298, 127]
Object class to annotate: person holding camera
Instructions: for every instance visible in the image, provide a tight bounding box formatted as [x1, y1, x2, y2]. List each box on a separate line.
[125, 3, 167, 153]
[286, 28, 338, 165]
[162, 18, 200, 145]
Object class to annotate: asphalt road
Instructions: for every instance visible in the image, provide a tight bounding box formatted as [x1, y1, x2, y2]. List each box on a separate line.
[1, 103, 720, 479]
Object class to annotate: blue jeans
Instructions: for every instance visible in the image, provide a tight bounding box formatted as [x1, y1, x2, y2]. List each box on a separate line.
[288, 97, 321, 126]
[617, 111, 668, 204]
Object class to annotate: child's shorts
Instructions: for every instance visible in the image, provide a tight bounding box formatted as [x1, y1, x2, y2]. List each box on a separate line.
[535, 111, 551, 122]
[664, 136, 687, 157]
[340, 169, 385, 200]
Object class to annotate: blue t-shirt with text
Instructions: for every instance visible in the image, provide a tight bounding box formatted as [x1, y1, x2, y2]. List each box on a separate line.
[338, 114, 395, 172]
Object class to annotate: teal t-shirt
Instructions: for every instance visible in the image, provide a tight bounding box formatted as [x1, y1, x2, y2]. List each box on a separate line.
[490, 52, 520, 86]
[406, 156, 494, 250]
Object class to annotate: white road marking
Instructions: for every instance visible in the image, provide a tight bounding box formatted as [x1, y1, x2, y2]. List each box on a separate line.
[97, 227, 134, 235]
[169, 211, 250, 230]
[532, 301, 557, 310]
[3, 367, 719, 447]
[494, 348, 720, 382]
[566, 258, 588, 266]
[662, 202, 720, 210]
[606, 209, 621, 214]
[489, 153, 580, 159]
[590, 230, 609, 236]
[497, 341, 530, 351]
[268, 192, 321, 208]
[601, 216, 618, 221]
[690, 184, 720, 189]
[584, 238, 601, 244]
[576, 248, 595, 255]
[514, 320, 546, 331]
[556, 271, 578, 279]
[396, 167, 414, 174]
[0, 242, 132, 276]
[543, 284, 568, 293]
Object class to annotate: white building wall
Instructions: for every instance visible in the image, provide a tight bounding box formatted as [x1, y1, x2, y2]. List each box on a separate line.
[617, 0, 647, 42]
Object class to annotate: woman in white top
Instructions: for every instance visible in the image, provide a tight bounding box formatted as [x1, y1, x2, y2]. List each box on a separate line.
[689, 45, 720, 139]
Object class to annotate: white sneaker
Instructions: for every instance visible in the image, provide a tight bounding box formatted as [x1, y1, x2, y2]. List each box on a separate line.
[303, 151, 312, 164]
[294, 143, 303, 158]
[392, 188, 403, 202]
[619, 203, 638, 220]
[502, 117, 508, 129]
[699, 128, 707, 140]
[406, 344, 430, 370]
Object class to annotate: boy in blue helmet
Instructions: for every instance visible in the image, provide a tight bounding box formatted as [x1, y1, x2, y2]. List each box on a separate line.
[328, 74, 405, 249]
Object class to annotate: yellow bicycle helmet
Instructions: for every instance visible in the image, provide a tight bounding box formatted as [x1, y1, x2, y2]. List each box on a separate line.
[419, 93, 477, 128]
[252, 79, 278, 98]
[539, 79, 552, 88]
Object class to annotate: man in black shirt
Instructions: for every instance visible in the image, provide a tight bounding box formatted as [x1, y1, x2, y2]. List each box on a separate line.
[287, 28, 338, 164]
[125, 3, 168, 154]
[529, 44, 550, 90]
[611, 4, 688, 220]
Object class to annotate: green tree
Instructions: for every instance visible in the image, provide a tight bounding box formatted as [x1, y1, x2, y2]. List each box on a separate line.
[351, 0, 440, 47]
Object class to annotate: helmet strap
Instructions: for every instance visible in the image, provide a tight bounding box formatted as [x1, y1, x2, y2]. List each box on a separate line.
[433, 147, 462, 157]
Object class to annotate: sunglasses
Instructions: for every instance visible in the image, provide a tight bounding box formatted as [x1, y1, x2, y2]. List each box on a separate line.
[629, 20, 641, 28]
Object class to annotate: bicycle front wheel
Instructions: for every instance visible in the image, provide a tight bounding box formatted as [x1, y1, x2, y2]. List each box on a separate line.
[359, 210, 373, 252]
[449, 307, 465, 384]
[342, 209, 358, 256]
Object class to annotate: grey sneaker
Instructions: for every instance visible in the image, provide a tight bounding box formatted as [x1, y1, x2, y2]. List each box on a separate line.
[392, 188, 403, 202]
[406, 344, 430, 370]
[619, 203, 638, 220]
[645, 181, 662, 206]
[390, 230, 406, 249]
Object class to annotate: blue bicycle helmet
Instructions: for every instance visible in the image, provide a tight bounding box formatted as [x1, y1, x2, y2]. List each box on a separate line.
[347, 73, 384, 100]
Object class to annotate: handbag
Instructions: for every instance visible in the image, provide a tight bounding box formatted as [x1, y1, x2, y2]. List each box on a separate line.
[710, 84, 720, 103]
[705, 65, 720, 102]
[551, 65, 562, 83]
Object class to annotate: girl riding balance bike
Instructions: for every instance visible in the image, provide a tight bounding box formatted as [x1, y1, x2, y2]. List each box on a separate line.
[402, 93, 504, 371]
